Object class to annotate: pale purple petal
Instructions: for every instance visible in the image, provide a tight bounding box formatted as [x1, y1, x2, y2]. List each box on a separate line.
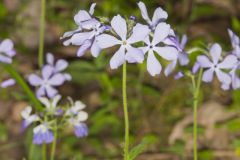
[210, 43, 221, 64]
[48, 74, 65, 86]
[0, 39, 14, 53]
[218, 55, 237, 69]
[137, 1, 151, 24]
[74, 123, 88, 138]
[64, 31, 94, 46]
[33, 130, 54, 145]
[164, 60, 177, 76]
[63, 73, 72, 81]
[127, 24, 150, 44]
[221, 83, 230, 90]
[91, 39, 101, 57]
[152, 7, 168, 26]
[110, 47, 125, 69]
[125, 47, 144, 63]
[111, 15, 127, 40]
[61, 28, 82, 39]
[42, 65, 54, 80]
[147, 50, 162, 76]
[152, 23, 170, 45]
[45, 86, 58, 98]
[178, 53, 189, 66]
[192, 62, 200, 74]
[89, 3, 96, 15]
[1, 79, 15, 88]
[55, 59, 68, 72]
[74, 10, 91, 25]
[46, 53, 54, 65]
[202, 68, 214, 82]
[96, 34, 120, 49]
[36, 86, 45, 98]
[0, 55, 12, 64]
[174, 72, 184, 79]
[197, 55, 212, 68]
[81, 19, 100, 30]
[154, 46, 178, 61]
[180, 35, 188, 48]
[215, 69, 231, 84]
[77, 39, 92, 57]
[28, 74, 42, 86]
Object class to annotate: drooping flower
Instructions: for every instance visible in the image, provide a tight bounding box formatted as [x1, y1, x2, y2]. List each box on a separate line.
[21, 106, 39, 131]
[28, 65, 65, 98]
[139, 23, 178, 76]
[137, 1, 168, 30]
[61, 3, 97, 39]
[228, 29, 240, 57]
[0, 78, 15, 88]
[39, 95, 62, 115]
[33, 123, 54, 144]
[197, 43, 237, 84]
[66, 100, 88, 138]
[97, 15, 150, 69]
[226, 29, 240, 90]
[62, 3, 110, 57]
[0, 39, 16, 64]
[46, 53, 71, 81]
[164, 33, 189, 76]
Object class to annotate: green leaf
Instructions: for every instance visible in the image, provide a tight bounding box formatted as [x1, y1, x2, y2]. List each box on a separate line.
[129, 135, 156, 160]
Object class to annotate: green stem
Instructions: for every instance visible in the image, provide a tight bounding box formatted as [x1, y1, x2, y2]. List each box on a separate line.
[50, 122, 58, 160]
[192, 69, 203, 160]
[29, 142, 34, 160]
[122, 62, 129, 160]
[3, 64, 42, 110]
[38, 0, 46, 67]
[42, 143, 47, 160]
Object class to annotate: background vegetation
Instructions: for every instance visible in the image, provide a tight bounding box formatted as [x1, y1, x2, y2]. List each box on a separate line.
[0, 0, 240, 159]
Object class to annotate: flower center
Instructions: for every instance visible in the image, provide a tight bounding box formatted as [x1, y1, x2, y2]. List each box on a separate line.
[122, 41, 127, 45]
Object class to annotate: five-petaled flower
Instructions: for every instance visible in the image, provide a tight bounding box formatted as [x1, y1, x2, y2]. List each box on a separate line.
[197, 43, 237, 84]
[139, 23, 178, 76]
[28, 65, 65, 98]
[97, 15, 150, 69]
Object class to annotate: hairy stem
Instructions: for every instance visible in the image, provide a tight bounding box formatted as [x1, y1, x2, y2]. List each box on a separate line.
[122, 62, 129, 160]
[38, 0, 46, 67]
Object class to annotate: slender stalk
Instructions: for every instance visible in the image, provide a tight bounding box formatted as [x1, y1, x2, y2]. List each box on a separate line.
[42, 143, 47, 160]
[122, 62, 129, 160]
[38, 0, 46, 67]
[50, 122, 58, 160]
[29, 142, 34, 160]
[3, 64, 42, 110]
[192, 69, 203, 160]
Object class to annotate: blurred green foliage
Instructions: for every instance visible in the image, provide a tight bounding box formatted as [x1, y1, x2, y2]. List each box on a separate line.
[0, 0, 239, 159]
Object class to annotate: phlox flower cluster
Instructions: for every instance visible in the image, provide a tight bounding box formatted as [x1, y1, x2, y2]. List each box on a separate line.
[21, 95, 88, 144]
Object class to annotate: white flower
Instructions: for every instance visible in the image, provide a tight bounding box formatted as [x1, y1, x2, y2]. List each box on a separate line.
[97, 15, 150, 69]
[139, 23, 178, 76]
[21, 106, 39, 130]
